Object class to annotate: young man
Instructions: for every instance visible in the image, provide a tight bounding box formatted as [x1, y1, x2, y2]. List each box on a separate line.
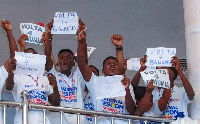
[131, 55, 195, 120]
[77, 20, 136, 123]
[2, 20, 60, 124]
[44, 20, 87, 124]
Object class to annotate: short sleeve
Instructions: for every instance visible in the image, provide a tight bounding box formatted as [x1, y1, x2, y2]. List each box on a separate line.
[76, 67, 85, 90]
[183, 87, 192, 104]
[48, 66, 57, 76]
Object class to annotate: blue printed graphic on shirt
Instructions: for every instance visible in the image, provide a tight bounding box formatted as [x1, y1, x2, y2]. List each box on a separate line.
[29, 90, 48, 105]
[101, 98, 124, 113]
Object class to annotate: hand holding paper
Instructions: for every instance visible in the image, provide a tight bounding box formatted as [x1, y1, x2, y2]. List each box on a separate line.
[121, 75, 130, 90]
[17, 34, 28, 52]
[171, 56, 181, 71]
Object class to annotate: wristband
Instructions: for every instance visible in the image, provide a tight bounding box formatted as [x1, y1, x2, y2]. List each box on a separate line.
[116, 47, 123, 51]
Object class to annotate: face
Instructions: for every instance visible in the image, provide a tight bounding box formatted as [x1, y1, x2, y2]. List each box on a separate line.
[25, 49, 38, 54]
[58, 52, 75, 72]
[89, 67, 99, 76]
[102, 58, 120, 76]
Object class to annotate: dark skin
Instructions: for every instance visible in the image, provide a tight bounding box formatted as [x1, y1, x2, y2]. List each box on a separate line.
[134, 80, 154, 116]
[1, 20, 18, 58]
[77, 19, 136, 114]
[5, 37, 60, 106]
[131, 55, 173, 112]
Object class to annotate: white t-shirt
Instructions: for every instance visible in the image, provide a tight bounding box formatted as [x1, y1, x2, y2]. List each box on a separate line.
[86, 73, 135, 124]
[0, 66, 8, 124]
[160, 85, 191, 119]
[48, 67, 85, 124]
[12, 74, 53, 124]
[83, 91, 95, 124]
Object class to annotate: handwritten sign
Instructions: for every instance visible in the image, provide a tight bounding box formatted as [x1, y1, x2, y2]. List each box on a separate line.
[14, 52, 46, 77]
[52, 12, 78, 34]
[95, 75, 125, 99]
[146, 47, 176, 67]
[127, 58, 156, 71]
[140, 69, 170, 89]
[20, 23, 45, 45]
[87, 47, 96, 58]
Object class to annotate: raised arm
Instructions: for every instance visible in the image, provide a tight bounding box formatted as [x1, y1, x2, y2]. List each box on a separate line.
[134, 80, 154, 116]
[77, 19, 92, 82]
[157, 88, 171, 111]
[1, 20, 18, 58]
[17, 34, 28, 52]
[44, 20, 54, 72]
[47, 73, 60, 106]
[131, 55, 147, 87]
[122, 75, 136, 115]
[171, 56, 195, 100]
[111, 34, 125, 74]
[5, 58, 16, 90]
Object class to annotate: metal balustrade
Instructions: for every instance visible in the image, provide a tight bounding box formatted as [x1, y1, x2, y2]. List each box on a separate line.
[0, 91, 174, 124]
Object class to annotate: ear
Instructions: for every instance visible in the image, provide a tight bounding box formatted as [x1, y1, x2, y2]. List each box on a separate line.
[102, 69, 104, 74]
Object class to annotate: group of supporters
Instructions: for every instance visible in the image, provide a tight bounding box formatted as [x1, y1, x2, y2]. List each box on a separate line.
[0, 19, 195, 124]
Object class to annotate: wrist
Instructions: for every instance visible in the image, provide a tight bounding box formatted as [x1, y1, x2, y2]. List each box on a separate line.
[6, 30, 13, 35]
[116, 46, 123, 51]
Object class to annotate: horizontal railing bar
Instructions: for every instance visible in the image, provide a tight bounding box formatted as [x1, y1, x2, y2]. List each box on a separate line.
[0, 101, 174, 123]
[0, 101, 21, 108]
[30, 104, 174, 123]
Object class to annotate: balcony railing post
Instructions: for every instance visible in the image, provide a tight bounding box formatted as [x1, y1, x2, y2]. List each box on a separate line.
[21, 90, 30, 124]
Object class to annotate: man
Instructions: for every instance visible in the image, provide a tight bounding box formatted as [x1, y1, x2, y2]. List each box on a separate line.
[131, 55, 195, 120]
[77, 20, 136, 124]
[44, 20, 86, 124]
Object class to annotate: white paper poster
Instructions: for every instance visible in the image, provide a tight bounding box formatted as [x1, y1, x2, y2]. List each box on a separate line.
[20, 23, 45, 45]
[146, 47, 176, 67]
[14, 52, 46, 77]
[140, 69, 170, 89]
[87, 47, 96, 58]
[52, 12, 78, 34]
[127, 58, 156, 71]
[95, 75, 125, 99]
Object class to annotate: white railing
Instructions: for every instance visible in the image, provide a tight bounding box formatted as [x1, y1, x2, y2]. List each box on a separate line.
[0, 91, 174, 124]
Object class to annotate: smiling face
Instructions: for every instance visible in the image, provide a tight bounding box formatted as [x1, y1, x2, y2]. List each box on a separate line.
[102, 58, 120, 76]
[58, 52, 75, 73]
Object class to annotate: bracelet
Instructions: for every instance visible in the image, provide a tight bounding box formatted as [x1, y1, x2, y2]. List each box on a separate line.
[46, 37, 53, 41]
[116, 47, 123, 51]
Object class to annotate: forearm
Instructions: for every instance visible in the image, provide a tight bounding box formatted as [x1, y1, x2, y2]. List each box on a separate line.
[44, 33, 53, 71]
[158, 88, 171, 111]
[131, 70, 142, 87]
[77, 39, 92, 82]
[48, 86, 60, 106]
[5, 73, 15, 90]
[6, 30, 18, 58]
[178, 69, 195, 100]
[125, 88, 136, 115]
[116, 48, 125, 74]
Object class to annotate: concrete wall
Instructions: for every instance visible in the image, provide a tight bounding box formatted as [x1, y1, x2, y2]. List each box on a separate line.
[0, 0, 185, 123]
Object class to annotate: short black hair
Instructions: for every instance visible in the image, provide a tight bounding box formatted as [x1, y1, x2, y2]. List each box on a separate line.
[103, 56, 118, 69]
[24, 48, 36, 52]
[58, 49, 74, 57]
[89, 65, 99, 75]
[168, 67, 178, 80]
[133, 86, 146, 101]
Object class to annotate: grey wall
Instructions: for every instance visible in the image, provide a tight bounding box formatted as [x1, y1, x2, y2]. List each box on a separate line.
[0, 0, 185, 123]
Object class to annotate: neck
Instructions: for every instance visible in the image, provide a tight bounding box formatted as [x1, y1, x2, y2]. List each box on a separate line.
[61, 70, 72, 77]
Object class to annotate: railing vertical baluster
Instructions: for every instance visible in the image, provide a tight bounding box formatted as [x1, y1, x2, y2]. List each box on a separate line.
[94, 115, 97, 124]
[77, 113, 80, 124]
[111, 117, 114, 124]
[43, 109, 46, 124]
[144, 120, 148, 124]
[60, 111, 63, 124]
[3, 105, 6, 124]
[128, 119, 131, 124]
[21, 90, 30, 124]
